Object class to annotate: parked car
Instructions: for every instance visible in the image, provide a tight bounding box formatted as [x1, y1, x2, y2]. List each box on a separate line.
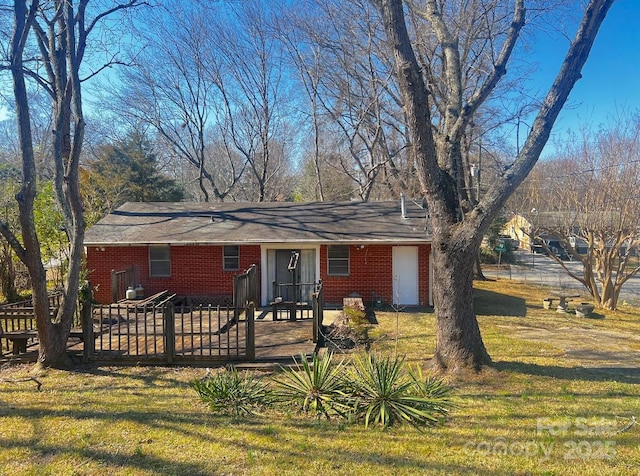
[531, 236, 570, 260]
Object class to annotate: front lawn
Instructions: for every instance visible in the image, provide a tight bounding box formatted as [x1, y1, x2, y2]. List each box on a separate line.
[1, 280, 639, 475]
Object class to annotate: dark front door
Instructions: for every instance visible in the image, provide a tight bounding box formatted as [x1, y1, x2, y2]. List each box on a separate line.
[275, 249, 300, 301]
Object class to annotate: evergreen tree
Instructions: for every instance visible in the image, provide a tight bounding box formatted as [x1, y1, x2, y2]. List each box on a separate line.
[82, 130, 184, 225]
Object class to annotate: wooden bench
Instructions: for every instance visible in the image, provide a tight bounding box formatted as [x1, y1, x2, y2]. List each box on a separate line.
[2, 328, 87, 355]
[2, 329, 38, 355]
[1, 309, 38, 355]
[1, 307, 90, 355]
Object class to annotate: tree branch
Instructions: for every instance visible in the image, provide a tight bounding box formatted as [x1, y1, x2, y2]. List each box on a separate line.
[84, 1, 149, 37]
[0, 219, 26, 263]
[477, 0, 615, 229]
[461, 1, 525, 127]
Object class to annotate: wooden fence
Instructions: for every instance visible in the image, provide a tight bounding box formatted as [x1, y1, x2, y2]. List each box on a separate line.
[2, 265, 322, 364]
[0, 292, 78, 356]
[111, 267, 137, 302]
[84, 265, 260, 364]
[86, 300, 255, 364]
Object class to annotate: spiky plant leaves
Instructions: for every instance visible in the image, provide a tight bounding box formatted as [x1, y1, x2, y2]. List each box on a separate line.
[190, 367, 271, 417]
[349, 353, 455, 429]
[406, 364, 456, 423]
[275, 352, 350, 419]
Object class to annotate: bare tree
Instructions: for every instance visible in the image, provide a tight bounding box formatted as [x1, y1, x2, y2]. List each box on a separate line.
[295, 152, 356, 201]
[284, 0, 416, 202]
[111, 3, 239, 202]
[515, 113, 640, 310]
[0, 91, 56, 179]
[112, 1, 297, 203]
[214, 1, 297, 202]
[279, 19, 327, 201]
[0, 0, 145, 369]
[376, 0, 613, 372]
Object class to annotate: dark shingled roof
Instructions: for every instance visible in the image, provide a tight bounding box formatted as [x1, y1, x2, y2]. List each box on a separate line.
[84, 201, 431, 246]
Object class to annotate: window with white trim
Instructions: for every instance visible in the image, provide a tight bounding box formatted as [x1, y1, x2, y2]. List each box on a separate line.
[223, 245, 240, 271]
[149, 245, 171, 277]
[327, 245, 349, 276]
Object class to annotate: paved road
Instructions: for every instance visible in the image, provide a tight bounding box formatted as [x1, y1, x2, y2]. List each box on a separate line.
[490, 250, 640, 306]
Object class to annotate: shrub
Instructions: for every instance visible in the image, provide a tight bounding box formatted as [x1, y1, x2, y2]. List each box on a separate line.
[190, 367, 272, 417]
[406, 365, 455, 423]
[348, 353, 454, 429]
[479, 245, 515, 264]
[274, 352, 349, 419]
[344, 306, 368, 327]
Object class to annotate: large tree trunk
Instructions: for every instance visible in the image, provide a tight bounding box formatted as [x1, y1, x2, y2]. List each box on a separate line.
[431, 234, 491, 371]
[3, 0, 102, 369]
[7, 0, 69, 368]
[473, 254, 488, 281]
[378, 0, 613, 373]
[30, 273, 73, 370]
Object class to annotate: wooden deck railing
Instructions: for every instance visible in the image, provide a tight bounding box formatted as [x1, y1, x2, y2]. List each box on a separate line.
[233, 264, 259, 309]
[0, 291, 85, 357]
[87, 299, 255, 364]
[111, 267, 136, 303]
[312, 281, 324, 345]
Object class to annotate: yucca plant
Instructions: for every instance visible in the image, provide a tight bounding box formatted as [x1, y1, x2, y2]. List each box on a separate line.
[274, 352, 350, 419]
[406, 364, 455, 423]
[348, 353, 454, 429]
[190, 367, 271, 417]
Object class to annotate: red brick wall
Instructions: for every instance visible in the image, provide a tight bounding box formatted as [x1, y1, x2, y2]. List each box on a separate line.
[320, 244, 430, 307]
[418, 244, 430, 306]
[86, 244, 261, 303]
[86, 243, 430, 306]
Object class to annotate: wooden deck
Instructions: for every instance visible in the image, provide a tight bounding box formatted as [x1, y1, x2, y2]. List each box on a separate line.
[254, 319, 316, 360]
[1, 309, 319, 364]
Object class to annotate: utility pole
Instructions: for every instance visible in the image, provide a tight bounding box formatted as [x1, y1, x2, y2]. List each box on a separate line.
[476, 141, 482, 202]
[470, 142, 482, 202]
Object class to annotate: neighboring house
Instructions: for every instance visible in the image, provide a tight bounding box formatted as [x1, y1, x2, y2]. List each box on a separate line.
[84, 200, 433, 307]
[502, 214, 532, 250]
[503, 212, 589, 257]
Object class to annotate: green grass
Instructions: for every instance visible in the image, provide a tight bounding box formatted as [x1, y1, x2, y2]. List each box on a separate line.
[1, 279, 639, 475]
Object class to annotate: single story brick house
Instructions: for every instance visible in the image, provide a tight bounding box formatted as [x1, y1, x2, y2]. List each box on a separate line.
[84, 200, 433, 307]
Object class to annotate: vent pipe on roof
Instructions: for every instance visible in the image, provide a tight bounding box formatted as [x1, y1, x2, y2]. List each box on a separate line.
[400, 192, 407, 219]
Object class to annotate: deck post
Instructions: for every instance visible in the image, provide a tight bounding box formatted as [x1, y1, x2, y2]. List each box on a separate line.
[81, 283, 94, 363]
[313, 282, 324, 346]
[246, 303, 255, 361]
[164, 302, 175, 363]
[111, 270, 117, 303]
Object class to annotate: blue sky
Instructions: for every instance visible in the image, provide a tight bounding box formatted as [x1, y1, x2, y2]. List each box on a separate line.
[530, 0, 640, 149]
[2, 0, 636, 150]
